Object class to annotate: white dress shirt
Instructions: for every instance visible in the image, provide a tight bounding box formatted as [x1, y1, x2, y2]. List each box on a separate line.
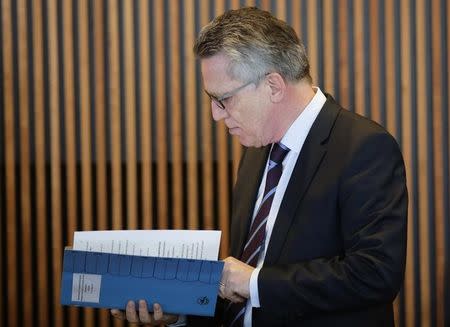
[243, 87, 327, 327]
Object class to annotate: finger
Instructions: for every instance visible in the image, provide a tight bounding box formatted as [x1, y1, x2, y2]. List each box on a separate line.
[138, 300, 152, 324]
[229, 293, 246, 303]
[153, 303, 163, 321]
[223, 284, 237, 301]
[110, 309, 125, 320]
[126, 300, 140, 323]
[218, 281, 226, 298]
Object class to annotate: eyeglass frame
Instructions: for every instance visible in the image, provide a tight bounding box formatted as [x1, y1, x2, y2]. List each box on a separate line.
[204, 78, 259, 110]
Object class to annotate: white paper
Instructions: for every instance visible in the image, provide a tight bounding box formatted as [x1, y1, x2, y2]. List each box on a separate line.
[73, 230, 221, 260]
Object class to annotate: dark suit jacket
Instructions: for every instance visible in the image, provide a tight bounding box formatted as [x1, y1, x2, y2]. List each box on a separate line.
[190, 95, 408, 326]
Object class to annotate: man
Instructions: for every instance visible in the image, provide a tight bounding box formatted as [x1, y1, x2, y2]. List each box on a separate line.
[112, 7, 408, 326]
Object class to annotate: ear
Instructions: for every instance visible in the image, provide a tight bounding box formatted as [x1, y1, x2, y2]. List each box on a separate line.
[266, 73, 286, 103]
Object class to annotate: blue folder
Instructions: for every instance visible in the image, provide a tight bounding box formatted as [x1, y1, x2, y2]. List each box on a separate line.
[60, 249, 224, 316]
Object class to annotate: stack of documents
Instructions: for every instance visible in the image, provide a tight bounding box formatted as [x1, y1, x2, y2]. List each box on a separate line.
[60, 230, 223, 316]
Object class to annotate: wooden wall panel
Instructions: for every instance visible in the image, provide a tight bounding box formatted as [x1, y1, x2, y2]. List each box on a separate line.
[431, 1, 446, 326]
[108, 0, 122, 232]
[2, 1, 18, 325]
[123, 0, 138, 231]
[154, 0, 168, 229]
[138, 0, 153, 231]
[46, 0, 63, 325]
[200, 0, 213, 234]
[0, 1, 448, 326]
[31, 0, 49, 325]
[183, 0, 199, 230]
[16, 0, 33, 323]
[168, 0, 183, 229]
[400, 0, 416, 326]
[416, 2, 431, 326]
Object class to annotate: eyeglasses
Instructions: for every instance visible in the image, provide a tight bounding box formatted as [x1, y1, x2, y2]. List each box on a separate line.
[204, 79, 256, 110]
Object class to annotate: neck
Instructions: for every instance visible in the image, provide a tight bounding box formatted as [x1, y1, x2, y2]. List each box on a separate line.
[270, 81, 316, 143]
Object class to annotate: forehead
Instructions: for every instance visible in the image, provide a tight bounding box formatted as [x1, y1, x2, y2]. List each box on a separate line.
[200, 53, 229, 76]
[200, 54, 235, 93]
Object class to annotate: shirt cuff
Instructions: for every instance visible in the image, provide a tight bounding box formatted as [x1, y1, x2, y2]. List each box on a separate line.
[249, 267, 261, 308]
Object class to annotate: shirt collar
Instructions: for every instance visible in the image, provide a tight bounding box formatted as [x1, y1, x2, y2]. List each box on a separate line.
[280, 87, 327, 153]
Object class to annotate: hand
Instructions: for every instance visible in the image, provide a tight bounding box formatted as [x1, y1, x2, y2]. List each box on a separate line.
[110, 300, 178, 326]
[219, 256, 255, 303]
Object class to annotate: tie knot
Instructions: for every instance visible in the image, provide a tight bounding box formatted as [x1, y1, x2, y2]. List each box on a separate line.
[269, 142, 290, 164]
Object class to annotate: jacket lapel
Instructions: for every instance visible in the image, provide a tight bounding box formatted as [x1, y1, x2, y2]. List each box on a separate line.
[264, 96, 341, 264]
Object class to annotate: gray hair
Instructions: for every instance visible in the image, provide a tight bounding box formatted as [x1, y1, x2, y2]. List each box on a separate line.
[193, 7, 312, 84]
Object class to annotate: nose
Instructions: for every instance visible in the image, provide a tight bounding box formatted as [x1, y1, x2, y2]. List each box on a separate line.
[211, 103, 228, 121]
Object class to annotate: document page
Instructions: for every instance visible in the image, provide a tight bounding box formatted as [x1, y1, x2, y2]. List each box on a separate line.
[73, 230, 221, 260]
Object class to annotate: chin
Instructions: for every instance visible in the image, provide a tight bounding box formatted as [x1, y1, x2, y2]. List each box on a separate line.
[238, 137, 262, 148]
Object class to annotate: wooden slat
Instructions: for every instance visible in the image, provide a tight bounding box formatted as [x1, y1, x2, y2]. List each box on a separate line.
[448, 0, 450, 181]
[46, 0, 64, 324]
[90, 10, 111, 322]
[244, 0, 255, 8]
[77, 0, 95, 324]
[276, 0, 286, 21]
[431, 2, 445, 326]
[260, 0, 270, 11]
[154, 0, 168, 229]
[62, 1, 79, 324]
[92, 0, 108, 233]
[169, 0, 183, 229]
[78, 0, 92, 232]
[0, 170, 2, 323]
[447, 0, 450, 268]
[31, 0, 49, 324]
[369, 0, 381, 123]
[199, 0, 214, 232]
[183, 0, 199, 230]
[108, 0, 122, 231]
[123, 0, 138, 230]
[400, 0, 415, 325]
[307, 1, 318, 85]
[231, 0, 243, 9]
[291, 0, 301, 38]
[139, 0, 153, 230]
[17, 0, 33, 323]
[385, 0, 397, 137]
[62, 0, 77, 241]
[416, 1, 431, 325]
[337, 0, 350, 108]
[384, 1, 400, 324]
[323, 0, 334, 95]
[215, 2, 225, 39]
[353, 0, 365, 116]
[1, 0, 18, 325]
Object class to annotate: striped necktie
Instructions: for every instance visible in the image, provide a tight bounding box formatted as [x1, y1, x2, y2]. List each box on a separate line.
[224, 142, 290, 327]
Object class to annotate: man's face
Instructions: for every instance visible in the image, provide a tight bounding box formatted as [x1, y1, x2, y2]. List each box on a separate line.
[201, 54, 272, 147]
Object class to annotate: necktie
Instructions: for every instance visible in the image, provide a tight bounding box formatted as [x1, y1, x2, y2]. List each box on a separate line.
[224, 142, 290, 327]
